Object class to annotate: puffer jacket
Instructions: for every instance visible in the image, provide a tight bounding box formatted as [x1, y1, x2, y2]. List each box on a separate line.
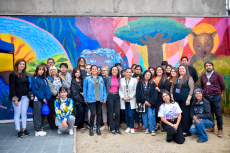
[71, 79, 84, 105]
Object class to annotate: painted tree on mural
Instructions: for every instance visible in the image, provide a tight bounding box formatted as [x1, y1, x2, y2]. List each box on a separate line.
[115, 18, 192, 67]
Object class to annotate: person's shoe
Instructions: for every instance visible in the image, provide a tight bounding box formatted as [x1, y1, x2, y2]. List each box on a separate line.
[96, 126, 101, 136]
[206, 127, 215, 133]
[88, 125, 90, 129]
[142, 125, 146, 132]
[74, 124, 78, 128]
[130, 129, 135, 134]
[35, 131, 47, 136]
[155, 125, 160, 132]
[125, 128, 131, 133]
[134, 123, 139, 131]
[93, 126, 97, 131]
[51, 126, 58, 131]
[23, 130, 30, 136]
[151, 131, 156, 136]
[218, 129, 223, 137]
[57, 130, 62, 134]
[100, 125, 108, 131]
[80, 128, 85, 130]
[89, 127, 94, 136]
[145, 129, 149, 134]
[116, 130, 121, 134]
[69, 129, 74, 135]
[17, 131, 23, 138]
[197, 139, 206, 143]
[111, 130, 116, 134]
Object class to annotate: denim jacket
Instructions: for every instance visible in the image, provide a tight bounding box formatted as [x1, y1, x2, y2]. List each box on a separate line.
[83, 75, 107, 103]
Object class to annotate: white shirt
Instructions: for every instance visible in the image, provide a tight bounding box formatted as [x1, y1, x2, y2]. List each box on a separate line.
[158, 102, 182, 119]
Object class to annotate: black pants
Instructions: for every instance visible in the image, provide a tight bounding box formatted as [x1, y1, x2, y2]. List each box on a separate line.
[162, 118, 185, 144]
[33, 100, 45, 131]
[107, 93, 120, 131]
[156, 108, 161, 124]
[177, 100, 192, 134]
[205, 94, 223, 130]
[47, 96, 57, 129]
[88, 101, 102, 127]
[75, 103, 85, 128]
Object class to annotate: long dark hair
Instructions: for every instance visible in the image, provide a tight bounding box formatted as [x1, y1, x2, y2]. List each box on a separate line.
[148, 66, 156, 78]
[76, 57, 86, 69]
[34, 64, 46, 79]
[14, 59, 27, 78]
[109, 66, 120, 78]
[171, 64, 190, 92]
[72, 68, 82, 81]
[141, 70, 153, 84]
[157, 90, 174, 112]
[155, 66, 167, 86]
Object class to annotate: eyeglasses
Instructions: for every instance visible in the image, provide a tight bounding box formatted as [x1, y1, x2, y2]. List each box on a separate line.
[101, 70, 107, 72]
[136, 69, 141, 70]
[156, 69, 163, 72]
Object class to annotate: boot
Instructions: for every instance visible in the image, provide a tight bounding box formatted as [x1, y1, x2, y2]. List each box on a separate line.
[206, 127, 214, 133]
[218, 129, 223, 137]
[89, 127, 94, 136]
[96, 126, 101, 135]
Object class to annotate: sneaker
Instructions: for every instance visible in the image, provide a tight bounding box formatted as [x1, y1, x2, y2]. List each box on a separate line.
[145, 129, 149, 134]
[17, 131, 23, 138]
[151, 131, 156, 136]
[130, 129, 135, 134]
[134, 123, 139, 131]
[125, 128, 131, 133]
[23, 130, 30, 136]
[93, 126, 97, 131]
[57, 130, 62, 134]
[74, 124, 78, 128]
[142, 125, 146, 132]
[69, 129, 74, 135]
[100, 125, 108, 131]
[80, 128, 85, 130]
[35, 131, 46, 136]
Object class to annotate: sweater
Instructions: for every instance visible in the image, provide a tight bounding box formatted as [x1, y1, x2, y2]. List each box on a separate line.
[55, 98, 73, 123]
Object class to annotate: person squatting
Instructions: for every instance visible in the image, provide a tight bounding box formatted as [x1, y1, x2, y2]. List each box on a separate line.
[9, 56, 226, 144]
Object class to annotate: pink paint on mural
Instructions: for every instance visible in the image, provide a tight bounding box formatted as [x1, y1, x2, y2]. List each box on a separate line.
[167, 52, 180, 67]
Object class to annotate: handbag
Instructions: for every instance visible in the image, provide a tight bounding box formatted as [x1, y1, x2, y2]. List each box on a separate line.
[136, 102, 147, 113]
[41, 103, 50, 115]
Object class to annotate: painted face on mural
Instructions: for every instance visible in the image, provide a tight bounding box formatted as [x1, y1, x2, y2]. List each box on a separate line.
[205, 63, 214, 73]
[75, 70, 81, 78]
[125, 69, 132, 78]
[101, 68, 108, 77]
[179, 66, 186, 76]
[18, 61, 26, 72]
[38, 68, 44, 76]
[156, 67, 163, 76]
[112, 67, 118, 76]
[47, 60, 55, 68]
[144, 72, 151, 81]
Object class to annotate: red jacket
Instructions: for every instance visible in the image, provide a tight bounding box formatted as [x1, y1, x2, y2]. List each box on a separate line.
[200, 71, 226, 97]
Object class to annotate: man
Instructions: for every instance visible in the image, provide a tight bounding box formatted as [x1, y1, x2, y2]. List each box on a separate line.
[200, 61, 226, 137]
[132, 65, 142, 80]
[161, 61, 168, 71]
[115, 63, 125, 78]
[46, 58, 60, 76]
[59, 63, 72, 94]
[181, 56, 198, 83]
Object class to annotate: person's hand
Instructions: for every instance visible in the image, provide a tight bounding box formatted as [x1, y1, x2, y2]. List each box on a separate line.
[103, 99, 106, 103]
[62, 120, 67, 128]
[43, 99, 47, 103]
[186, 100, 190, 106]
[14, 100, 19, 106]
[193, 116, 197, 121]
[155, 87, 160, 92]
[84, 101, 87, 104]
[123, 97, 127, 101]
[171, 95, 174, 101]
[127, 97, 131, 101]
[195, 119, 200, 123]
[145, 101, 151, 106]
[173, 124, 178, 130]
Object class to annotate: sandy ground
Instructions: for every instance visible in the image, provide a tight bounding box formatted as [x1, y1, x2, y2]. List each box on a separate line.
[76, 116, 230, 153]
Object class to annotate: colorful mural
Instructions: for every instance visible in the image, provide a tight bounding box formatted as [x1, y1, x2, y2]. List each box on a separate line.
[0, 16, 230, 120]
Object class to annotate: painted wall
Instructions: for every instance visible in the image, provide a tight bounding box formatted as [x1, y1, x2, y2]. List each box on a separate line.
[0, 16, 230, 120]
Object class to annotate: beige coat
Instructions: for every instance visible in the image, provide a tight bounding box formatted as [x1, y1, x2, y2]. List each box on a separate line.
[119, 77, 137, 110]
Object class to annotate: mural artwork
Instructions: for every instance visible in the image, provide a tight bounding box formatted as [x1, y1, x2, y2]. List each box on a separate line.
[0, 16, 230, 120]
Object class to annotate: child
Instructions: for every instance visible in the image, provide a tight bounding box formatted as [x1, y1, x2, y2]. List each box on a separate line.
[55, 87, 75, 135]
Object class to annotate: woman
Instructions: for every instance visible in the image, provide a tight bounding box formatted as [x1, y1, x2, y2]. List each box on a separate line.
[131, 64, 137, 75]
[165, 64, 172, 77]
[47, 66, 67, 130]
[71, 68, 85, 129]
[104, 66, 121, 134]
[154, 66, 171, 132]
[136, 70, 158, 136]
[158, 91, 185, 144]
[171, 64, 194, 136]
[119, 68, 137, 134]
[77, 57, 86, 77]
[148, 67, 156, 78]
[100, 66, 109, 131]
[32, 64, 51, 136]
[189, 88, 214, 143]
[97, 66, 102, 76]
[83, 65, 107, 136]
[9, 59, 31, 138]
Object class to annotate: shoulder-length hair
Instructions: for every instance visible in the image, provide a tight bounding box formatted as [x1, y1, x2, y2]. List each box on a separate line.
[141, 70, 153, 84]
[171, 64, 190, 92]
[108, 66, 120, 78]
[148, 66, 156, 78]
[155, 66, 167, 86]
[72, 68, 82, 81]
[169, 67, 178, 81]
[157, 90, 174, 112]
[14, 59, 27, 78]
[76, 57, 86, 69]
[34, 64, 46, 79]
[49, 66, 58, 77]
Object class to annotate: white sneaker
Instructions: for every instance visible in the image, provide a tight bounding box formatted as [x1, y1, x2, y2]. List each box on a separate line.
[80, 128, 85, 130]
[145, 129, 149, 134]
[151, 131, 156, 136]
[57, 130, 62, 134]
[69, 129, 74, 135]
[125, 128, 131, 133]
[35, 131, 46, 136]
[130, 129, 135, 134]
[100, 125, 108, 130]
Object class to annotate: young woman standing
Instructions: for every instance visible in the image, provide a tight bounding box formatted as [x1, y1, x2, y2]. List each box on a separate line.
[77, 57, 86, 77]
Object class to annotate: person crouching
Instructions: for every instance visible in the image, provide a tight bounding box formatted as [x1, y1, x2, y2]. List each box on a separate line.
[55, 87, 75, 135]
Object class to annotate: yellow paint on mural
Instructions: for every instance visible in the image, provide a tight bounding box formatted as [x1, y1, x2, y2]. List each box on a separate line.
[136, 44, 148, 69]
[162, 44, 167, 61]
[0, 33, 36, 72]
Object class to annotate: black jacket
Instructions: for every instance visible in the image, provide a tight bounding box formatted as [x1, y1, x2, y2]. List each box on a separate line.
[188, 66, 198, 83]
[136, 81, 158, 110]
[158, 78, 171, 93]
[71, 79, 84, 105]
[9, 72, 30, 102]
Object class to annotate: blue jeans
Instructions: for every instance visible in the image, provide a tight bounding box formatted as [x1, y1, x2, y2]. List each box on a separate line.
[142, 107, 155, 131]
[125, 102, 135, 128]
[189, 119, 214, 142]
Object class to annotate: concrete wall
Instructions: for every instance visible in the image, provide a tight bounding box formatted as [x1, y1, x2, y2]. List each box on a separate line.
[0, 0, 226, 16]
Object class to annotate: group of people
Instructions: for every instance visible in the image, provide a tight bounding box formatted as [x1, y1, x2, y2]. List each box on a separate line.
[9, 56, 226, 144]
